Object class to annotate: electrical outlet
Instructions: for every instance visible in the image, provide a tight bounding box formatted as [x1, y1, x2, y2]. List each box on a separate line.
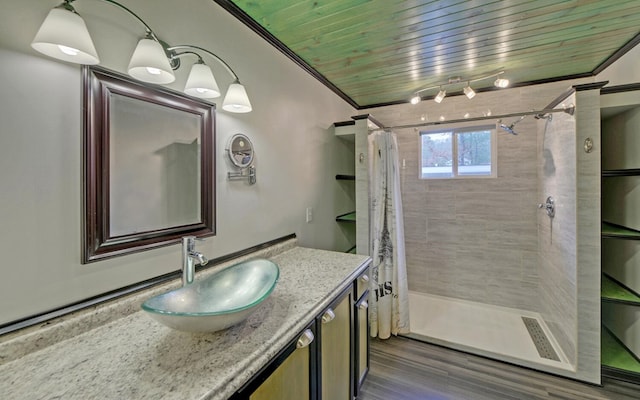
[306, 207, 313, 223]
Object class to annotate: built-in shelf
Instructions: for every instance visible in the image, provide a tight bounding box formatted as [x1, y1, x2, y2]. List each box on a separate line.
[602, 274, 640, 306]
[602, 326, 640, 375]
[336, 174, 356, 181]
[602, 169, 640, 177]
[602, 222, 640, 239]
[336, 211, 356, 223]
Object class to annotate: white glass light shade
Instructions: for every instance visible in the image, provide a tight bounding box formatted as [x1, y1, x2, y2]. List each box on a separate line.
[464, 85, 476, 99]
[184, 63, 221, 98]
[434, 89, 446, 103]
[127, 38, 175, 84]
[494, 77, 510, 88]
[31, 7, 99, 65]
[222, 81, 252, 113]
[410, 94, 421, 105]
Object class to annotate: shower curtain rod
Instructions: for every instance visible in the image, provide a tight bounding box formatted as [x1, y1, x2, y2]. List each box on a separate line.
[371, 106, 575, 131]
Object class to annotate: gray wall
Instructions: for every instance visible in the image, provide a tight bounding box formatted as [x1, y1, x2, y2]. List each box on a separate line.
[0, 0, 355, 325]
[367, 80, 585, 312]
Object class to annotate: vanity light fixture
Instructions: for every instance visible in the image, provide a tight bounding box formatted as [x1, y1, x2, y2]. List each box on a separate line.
[31, 0, 252, 113]
[409, 71, 508, 105]
[183, 59, 221, 99]
[127, 35, 175, 84]
[31, 2, 99, 65]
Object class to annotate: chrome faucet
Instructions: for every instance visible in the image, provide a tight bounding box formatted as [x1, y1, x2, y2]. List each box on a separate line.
[182, 236, 209, 286]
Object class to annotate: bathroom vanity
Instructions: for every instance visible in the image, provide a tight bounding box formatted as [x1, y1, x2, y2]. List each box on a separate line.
[0, 243, 371, 400]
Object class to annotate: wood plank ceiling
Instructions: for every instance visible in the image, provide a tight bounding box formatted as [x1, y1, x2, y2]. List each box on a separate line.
[215, 0, 640, 109]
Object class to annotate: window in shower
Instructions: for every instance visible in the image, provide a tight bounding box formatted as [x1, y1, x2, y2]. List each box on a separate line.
[420, 124, 496, 179]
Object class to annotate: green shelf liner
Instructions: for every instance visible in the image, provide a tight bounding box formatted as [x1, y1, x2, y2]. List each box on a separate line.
[602, 274, 640, 305]
[336, 211, 356, 222]
[602, 327, 640, 373]
[602, 222, 640, 239]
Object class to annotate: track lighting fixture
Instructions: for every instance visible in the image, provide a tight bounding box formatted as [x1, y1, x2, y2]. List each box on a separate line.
[31, 0, 252, 113]
[409, 71, 509, 105]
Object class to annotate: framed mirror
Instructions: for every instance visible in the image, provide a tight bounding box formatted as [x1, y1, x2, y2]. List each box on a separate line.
[226, 133, 254, 168]
[83, 66, 215, 263]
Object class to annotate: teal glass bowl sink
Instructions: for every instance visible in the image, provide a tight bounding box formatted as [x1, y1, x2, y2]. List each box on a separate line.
[142, 259, 279, 333]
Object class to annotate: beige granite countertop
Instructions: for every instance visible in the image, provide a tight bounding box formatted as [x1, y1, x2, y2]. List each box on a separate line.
[0, 245, 370, 400]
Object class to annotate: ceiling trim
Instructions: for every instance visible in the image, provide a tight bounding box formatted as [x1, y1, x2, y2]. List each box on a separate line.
[592, 32, 640, 75]
[213, 0, 359, 109]
[601, 82, 640, 95]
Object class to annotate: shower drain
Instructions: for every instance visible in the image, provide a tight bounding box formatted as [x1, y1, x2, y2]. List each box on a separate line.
[522, 317, 560, 361]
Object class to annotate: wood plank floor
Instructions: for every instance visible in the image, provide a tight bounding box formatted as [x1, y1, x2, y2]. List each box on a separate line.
[359, 336, 640, 400]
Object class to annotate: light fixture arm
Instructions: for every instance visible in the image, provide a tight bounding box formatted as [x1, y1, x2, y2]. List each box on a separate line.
[57, 0, 77, 13]
[468, 70, 505, 84]
[168, 45, 240, 81]
[97, 0, 158, 40]
[170, 50, 204, 64]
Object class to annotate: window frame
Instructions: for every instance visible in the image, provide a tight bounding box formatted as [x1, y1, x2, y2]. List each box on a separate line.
[419, 124, 497, 180]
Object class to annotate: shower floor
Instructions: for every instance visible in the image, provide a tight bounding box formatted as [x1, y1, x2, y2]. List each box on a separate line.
[404, 291, 575, 373]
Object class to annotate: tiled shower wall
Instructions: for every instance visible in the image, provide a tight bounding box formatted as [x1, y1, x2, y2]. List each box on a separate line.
[367, 80, 587, 312]
[537, 92, 577, 365]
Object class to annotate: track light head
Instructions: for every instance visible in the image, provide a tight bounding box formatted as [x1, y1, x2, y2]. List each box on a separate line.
[410, 94, 422, 105]
[434, 88, 446, 103]
[494, 77, 509, 88]
[463, 84, 476, 99]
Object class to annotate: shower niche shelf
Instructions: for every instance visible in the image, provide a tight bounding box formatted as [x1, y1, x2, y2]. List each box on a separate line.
[333, 114, 381, 257]
[601, 274, 640, 305]
[601, 327, 640, 377]
[602, 168, 640, 177]
[336, 211, 356, 223]
[601, 222, 640, 240]
[336, 174, 356, 180]
[600, 84, 640, 384]
[334, 119, 357, 254]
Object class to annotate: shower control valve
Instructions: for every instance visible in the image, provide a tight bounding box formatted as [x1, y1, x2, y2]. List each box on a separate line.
[537, 196, 555, 218]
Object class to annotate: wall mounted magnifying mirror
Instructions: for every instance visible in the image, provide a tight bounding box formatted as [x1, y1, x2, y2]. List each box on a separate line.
[226, 134, 254, 168]
[83, 66, 215, 263]
[226, 133, 256, 184]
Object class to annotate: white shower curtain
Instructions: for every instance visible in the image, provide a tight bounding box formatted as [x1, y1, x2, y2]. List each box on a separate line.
[368, 130, 410, 339]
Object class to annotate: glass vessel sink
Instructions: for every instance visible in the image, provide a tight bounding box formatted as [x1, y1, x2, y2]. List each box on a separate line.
[142, 258, 279, 333]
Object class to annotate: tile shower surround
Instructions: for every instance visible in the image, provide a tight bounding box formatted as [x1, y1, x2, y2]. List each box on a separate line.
[538, 92, 577, 367]
[366, 79, 601, 383]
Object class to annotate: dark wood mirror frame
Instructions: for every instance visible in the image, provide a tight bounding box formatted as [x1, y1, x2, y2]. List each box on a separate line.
[82, 66, 215, 263]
